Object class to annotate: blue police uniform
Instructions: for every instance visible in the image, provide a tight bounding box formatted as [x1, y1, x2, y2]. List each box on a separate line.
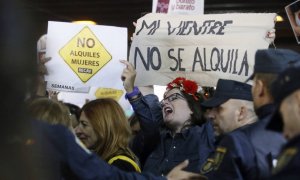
[269, 135, 300, 180]
[201, 78, 285, 179]
[202, 104, 285, 180]
[29, 120, 167, 180]
[129, 94, 215, 176]
[242, 104, 286, 178]
[204, 124, 257, 180]
[267, 61, 300, 180]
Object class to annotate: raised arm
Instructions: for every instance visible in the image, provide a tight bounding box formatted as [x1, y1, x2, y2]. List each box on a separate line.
[120, 60, 163, 163]
[120, 60, 162, 128]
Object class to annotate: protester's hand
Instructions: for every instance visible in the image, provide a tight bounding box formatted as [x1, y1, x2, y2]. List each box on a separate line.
[36, 54, 51, 97]
[130, 21, 137, 41]
[38, 54, 51, 75]
[167, 160, 208, 180]
[48, 90, 59, 101]
[265, 28, 276, 44]
[120, 60, 136, 93]
[133, 21, 137, 27]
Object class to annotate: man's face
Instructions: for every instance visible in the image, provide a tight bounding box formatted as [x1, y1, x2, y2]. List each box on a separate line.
[280, 92, 300, 140]
[161, 88, 192, 131]
[207, 99, 240, 136]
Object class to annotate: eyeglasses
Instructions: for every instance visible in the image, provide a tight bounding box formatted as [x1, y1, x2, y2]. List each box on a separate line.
[160, 93, 185, 106]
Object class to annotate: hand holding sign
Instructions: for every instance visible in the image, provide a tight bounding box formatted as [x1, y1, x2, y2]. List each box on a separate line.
[265, 29, 276, 45]
[120, 60, 136, 93]
[36, 36, 52, 97]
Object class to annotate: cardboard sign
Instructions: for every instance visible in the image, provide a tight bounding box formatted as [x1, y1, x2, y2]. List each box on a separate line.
[129, 13, 276, 87]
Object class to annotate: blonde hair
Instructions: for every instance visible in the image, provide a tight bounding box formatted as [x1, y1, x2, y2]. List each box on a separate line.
[81, 98, 137, 161]
[28, 98, 72, 128]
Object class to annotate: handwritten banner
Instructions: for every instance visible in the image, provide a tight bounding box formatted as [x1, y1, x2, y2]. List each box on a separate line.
[129, 13, 276, 87]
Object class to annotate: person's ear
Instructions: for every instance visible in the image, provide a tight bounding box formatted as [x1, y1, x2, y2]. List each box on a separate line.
[237, 106, 247, 122]
[255, 79, 265, 97]
[294, 91, 300, 117]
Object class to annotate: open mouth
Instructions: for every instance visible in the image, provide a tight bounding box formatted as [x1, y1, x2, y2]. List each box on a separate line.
[164, 107, 173, 115]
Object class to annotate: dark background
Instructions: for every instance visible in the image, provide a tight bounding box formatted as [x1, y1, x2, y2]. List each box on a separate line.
[24, 0, 299, 52]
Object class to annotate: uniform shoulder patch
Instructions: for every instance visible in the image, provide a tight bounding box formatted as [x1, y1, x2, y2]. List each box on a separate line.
[200, 158, 215, 174]
[200, 147, 227, 174]
[272, 147, 298, 175]
[213, 147, 227, 170]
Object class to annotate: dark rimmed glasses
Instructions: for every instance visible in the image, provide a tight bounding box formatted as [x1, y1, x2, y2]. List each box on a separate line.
[160, 93, 185, 106]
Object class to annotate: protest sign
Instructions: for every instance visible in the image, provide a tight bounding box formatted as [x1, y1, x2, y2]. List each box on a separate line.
[285, 0, 300, 44]
[57, 86, 133, 117]
[46, 21, 127, 91]
[153, 0, 204, 14]
[168, 0, 204, 15]
[129, 13, 276, 87]
[153, 0, 170, 13]
[46, 21, 131, 113]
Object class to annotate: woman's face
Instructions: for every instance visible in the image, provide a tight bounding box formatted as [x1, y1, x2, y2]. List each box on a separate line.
[74, 111, 98, 149]
[161, 88, 192, 131]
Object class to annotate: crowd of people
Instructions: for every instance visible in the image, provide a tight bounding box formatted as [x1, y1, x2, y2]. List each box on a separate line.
[121, 49, 300, 180]
[2, 0, 300, 180]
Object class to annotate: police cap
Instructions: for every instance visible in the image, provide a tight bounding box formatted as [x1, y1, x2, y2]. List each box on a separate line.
[247, 49, 300, 81]
[201, 79, 252, 108]
[268, 63, 300, 132]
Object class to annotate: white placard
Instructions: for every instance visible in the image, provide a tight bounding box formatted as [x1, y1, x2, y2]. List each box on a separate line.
[129, 13, 276, 87]
[46, 21, 131, 114]
[168, 0, 204, 15]
[152, 0, 204, 15]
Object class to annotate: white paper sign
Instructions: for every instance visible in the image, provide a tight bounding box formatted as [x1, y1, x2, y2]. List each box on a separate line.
[152, 0, 204, 15]
[46, 21, 131, 113]
[46, 21, 127, 90]
[129, 13, 276, 87]
[57, 86, 133, 117]
[168, 0, 204, 15]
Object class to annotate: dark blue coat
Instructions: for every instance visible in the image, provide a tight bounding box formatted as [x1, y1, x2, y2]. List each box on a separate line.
[130, 94, 215, 176]
[269, 134, 300, 180]
[202, 104, 286, 180]
[26, 120, 167, 180]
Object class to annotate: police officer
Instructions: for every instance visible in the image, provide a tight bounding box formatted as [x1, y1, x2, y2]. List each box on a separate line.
[201, 79, 257, 179]
[266, 62, 300, 179]
[241, 49, 300, 179]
